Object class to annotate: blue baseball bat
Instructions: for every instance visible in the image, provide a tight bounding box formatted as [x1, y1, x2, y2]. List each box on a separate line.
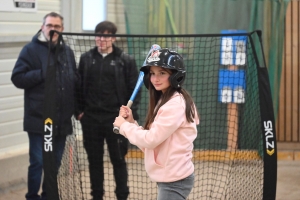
[113, 44, 161, 134]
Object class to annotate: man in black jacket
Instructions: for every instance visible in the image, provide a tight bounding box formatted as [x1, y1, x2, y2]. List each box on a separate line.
[76, 21, 140, 200]
[11, 12, 77, 200]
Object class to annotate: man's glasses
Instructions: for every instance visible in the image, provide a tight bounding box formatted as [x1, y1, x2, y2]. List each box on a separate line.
[95, 35, 112, 40]
[95, 32, 114, 40]
[45, 24, 62, 30]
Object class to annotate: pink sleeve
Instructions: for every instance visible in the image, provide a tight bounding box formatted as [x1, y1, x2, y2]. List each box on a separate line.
[119, 98, 185, 149]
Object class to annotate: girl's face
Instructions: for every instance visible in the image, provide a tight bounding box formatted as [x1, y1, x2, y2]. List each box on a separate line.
[149, 66, 171, 93]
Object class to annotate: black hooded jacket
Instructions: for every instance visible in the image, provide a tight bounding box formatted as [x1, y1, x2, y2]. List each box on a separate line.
[76, 45, 140, 122]
[11, 30, 78, 136]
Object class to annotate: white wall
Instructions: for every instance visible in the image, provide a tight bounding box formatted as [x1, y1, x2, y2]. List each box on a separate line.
[62, 0, 125, 33]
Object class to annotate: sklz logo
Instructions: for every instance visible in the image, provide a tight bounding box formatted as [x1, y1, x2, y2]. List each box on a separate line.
[44, 118, 53, 152]
[264, 120, 275, 156]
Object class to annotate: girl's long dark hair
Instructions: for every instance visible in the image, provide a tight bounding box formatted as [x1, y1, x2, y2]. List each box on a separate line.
[144, 83, 199, 130]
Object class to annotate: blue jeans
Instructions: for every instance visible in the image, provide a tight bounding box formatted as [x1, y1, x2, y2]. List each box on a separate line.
[26, 132, 66, 200]
[157, 173, 194, 200]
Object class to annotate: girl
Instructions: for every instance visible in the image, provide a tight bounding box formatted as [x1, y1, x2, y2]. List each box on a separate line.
[113, 48, 199, 200]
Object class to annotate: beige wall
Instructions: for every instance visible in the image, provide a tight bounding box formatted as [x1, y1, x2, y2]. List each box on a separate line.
[276, 1, 300, 149]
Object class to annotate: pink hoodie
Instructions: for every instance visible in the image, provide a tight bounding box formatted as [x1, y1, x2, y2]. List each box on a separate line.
[119, 93, 199, 182]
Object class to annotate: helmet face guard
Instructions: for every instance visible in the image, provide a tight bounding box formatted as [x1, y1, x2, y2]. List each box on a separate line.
[140, 48, 186, 89]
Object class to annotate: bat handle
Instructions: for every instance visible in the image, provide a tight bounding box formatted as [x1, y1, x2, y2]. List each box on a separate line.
[113, 100, 133, 134]
[127, 100, 133, 108]
[113, 127, 120, 134]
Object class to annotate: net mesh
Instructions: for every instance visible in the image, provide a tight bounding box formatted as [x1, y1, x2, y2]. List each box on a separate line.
[52, 32, 267, 200]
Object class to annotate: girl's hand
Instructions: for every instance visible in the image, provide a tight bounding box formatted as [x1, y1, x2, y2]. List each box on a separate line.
[119, 106, 128, 118]
[113, 116, 127, 129]
[120, 105, 135, 123]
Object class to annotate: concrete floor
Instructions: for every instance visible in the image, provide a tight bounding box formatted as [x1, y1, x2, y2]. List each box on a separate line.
[276, 161, 300, 200]
[0, 160, 299, 200]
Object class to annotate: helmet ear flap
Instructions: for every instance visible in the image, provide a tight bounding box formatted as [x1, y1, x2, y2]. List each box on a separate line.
[169, 71, 186, 88]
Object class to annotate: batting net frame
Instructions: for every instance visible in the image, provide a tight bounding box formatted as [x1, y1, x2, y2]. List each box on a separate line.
[43, 30, 277, 200]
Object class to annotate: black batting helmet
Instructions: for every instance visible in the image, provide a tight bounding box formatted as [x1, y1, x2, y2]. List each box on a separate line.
[140, 48, 186, 89]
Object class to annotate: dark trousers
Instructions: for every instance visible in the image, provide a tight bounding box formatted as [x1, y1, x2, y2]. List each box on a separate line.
[26, 132, 66, 200]
[81, 115, 129, 200]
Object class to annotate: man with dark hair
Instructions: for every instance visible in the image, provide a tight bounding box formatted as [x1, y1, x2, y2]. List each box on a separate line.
[11, 12, 77, 200]
[76, 21, 140, 200]
[94, 20, 117, 34]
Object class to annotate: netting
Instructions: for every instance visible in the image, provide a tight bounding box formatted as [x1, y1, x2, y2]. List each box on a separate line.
[44, 31, 277, 200]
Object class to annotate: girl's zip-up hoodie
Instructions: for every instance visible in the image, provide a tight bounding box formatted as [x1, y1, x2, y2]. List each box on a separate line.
[119, 92, 199, 182]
